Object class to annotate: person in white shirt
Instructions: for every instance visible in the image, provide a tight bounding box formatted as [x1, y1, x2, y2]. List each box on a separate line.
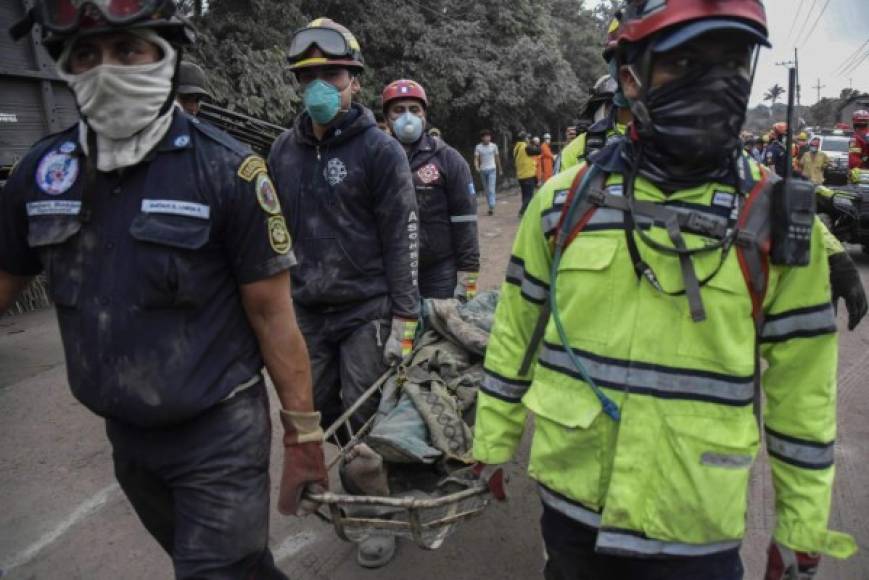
[474, 129, 502, 215]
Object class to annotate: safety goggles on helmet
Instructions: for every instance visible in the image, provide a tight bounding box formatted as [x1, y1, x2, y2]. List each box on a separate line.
[35, 0, 177, 34]
[288, 26, 354, 62]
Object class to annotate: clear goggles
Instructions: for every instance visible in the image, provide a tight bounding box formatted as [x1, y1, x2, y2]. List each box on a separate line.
[288, 27, 352, 61]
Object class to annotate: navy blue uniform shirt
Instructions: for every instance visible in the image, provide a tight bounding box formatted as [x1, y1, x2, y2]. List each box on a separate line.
[0, 110, 295, 427]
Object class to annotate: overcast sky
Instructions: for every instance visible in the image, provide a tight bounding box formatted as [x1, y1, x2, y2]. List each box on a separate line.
[751, 0, 869, 106]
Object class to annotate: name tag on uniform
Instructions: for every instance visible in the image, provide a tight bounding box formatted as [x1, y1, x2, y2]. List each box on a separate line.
[141, 199, 210, 220]
[26, 200, 82, 216]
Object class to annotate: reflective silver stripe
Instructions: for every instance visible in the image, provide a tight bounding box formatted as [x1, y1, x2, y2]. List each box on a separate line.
[539, 485, 602, 528]
[539, 343, 754, 405]
[482, 371, 530, 401]
[761, 304, 836, 341]
[765, 429, 834, 468]
[596, 530, 740, 557]
[541, 210, 561, 235]
[586, 207, 623, 226]
[506, 259, 549, 303]
[450, 214, 478, 223]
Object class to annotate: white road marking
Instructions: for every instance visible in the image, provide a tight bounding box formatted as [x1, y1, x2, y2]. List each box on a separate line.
[273, 530, 321, 563]
[1, 483, 121, 573]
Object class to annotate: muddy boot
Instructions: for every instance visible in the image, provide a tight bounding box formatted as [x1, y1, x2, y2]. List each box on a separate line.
[356, 535, 397, 569]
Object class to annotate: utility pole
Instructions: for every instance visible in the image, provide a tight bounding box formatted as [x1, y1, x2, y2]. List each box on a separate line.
[812, 78, 826, 103]
[794, 48, 801, 107]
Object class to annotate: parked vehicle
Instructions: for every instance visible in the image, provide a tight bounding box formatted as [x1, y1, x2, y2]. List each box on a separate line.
[815, 130, 853, 185]
[819, 169, 869, 253]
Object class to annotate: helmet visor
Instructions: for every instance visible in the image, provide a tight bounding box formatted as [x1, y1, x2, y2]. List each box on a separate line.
[288, 27, 350, 61]
[38, 0, 167, 33]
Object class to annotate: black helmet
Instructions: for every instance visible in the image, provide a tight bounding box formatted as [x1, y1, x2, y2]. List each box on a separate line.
[177, 61, 212, 99]
[10, 0, 193, 60]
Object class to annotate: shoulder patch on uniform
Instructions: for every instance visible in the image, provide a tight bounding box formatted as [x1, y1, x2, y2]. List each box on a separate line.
[36, 148, 79, 195]
[267, 215, 292, 254]
[255, 173, 282, 215]
[238, 155, 267, 182]
[191, 119, 252, 157]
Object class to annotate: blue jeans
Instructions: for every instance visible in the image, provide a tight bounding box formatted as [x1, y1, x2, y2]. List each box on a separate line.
[480, 168, 497, 209]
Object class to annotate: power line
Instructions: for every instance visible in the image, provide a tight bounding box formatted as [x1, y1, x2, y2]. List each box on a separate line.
[785, 0, 805, 44]
[835, 38, 869, 74]
[792, 0, 818, 44]
[841, 49, 869, 77]
[800, 0, 831, 47]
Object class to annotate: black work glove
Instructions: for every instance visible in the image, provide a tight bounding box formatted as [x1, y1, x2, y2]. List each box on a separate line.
[829, 252, 868, 330]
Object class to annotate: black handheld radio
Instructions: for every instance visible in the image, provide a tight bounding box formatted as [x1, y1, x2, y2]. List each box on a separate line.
[770, 67, 814, 266]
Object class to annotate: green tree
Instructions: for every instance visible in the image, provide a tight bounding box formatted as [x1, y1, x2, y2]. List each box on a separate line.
[763, 83, 785, 108]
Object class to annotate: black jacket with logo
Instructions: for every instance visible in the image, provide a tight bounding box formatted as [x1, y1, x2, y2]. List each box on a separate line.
[268, 103, 420, 318]
[407, 133, 479, 273]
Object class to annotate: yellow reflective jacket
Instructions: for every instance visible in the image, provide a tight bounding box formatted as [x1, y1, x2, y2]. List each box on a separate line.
[559, 122, 626, 173]
[514, 142, 538, 180]
[474, 159, 855, 559]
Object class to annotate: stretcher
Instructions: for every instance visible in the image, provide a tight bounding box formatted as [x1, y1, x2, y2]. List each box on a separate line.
[305, 319, 494, 550]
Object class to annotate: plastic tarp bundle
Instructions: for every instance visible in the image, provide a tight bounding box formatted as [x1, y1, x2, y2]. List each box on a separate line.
[365, 292, 497, 468]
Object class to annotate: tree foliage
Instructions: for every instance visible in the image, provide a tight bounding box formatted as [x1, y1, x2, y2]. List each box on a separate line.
[186, 0, 609, 152]
[763, 83, 785, 107]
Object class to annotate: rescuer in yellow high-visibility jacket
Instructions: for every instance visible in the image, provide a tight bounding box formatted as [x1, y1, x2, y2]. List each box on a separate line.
[473, 3, 856, 579]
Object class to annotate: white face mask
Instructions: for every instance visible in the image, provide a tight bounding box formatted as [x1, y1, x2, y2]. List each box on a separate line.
[57, 33, 177, 140]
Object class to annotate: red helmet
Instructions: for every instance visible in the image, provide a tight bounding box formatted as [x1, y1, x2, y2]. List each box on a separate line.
[772, 122, 788, 136]
[615, 0, 769, 53]
[835, 122, 851, 130]
[853, 110, 869, 126]
[381, 79, 428, 113]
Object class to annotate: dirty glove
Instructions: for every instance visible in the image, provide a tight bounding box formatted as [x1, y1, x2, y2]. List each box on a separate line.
[764, 542, 820, 580]
[278, 410, 329, 516]
[454, 271, 479, 302]
[383, 317, 418, 366]
[472, 462, 507, 501]
[829, 252, 868, 330]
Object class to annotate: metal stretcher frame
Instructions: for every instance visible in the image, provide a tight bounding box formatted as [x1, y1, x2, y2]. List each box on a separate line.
[305, 363, 492, 550]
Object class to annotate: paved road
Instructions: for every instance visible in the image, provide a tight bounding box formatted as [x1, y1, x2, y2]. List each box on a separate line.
[1, 188, 868, 579]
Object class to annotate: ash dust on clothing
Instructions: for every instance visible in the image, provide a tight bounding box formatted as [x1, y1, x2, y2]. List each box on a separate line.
[0, 110, 295, 427]
[295, 296, 392, 430]
[107, 382, 287, 580]
[407, 133, 480, 298]
[268, 102, 420, 319]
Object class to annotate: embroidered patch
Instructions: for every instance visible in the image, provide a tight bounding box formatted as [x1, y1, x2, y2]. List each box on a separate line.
[712, 191, 735, 208]
[268, 215, 292, 254]
[174, 135, 190, 148]
[255, 173, 281, 215]
[26, 200, 82, 216]
[237, 155, 267, 182]
[417, 163, 440, 185]
[59, 141, 76, 154]
[324, 157, 347, 186]
[141, 199, 211, 219]
[36, 149, 79, 195]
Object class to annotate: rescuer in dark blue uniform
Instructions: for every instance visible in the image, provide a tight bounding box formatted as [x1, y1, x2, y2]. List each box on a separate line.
[268, 18, 420, 570]
[2, 3, 327, 578]
[268, 19, 421, 434]
[381, 79, 481, 300]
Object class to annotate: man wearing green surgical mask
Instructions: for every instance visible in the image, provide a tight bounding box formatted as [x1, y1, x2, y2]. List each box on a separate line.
[268, 18, 420, 569]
